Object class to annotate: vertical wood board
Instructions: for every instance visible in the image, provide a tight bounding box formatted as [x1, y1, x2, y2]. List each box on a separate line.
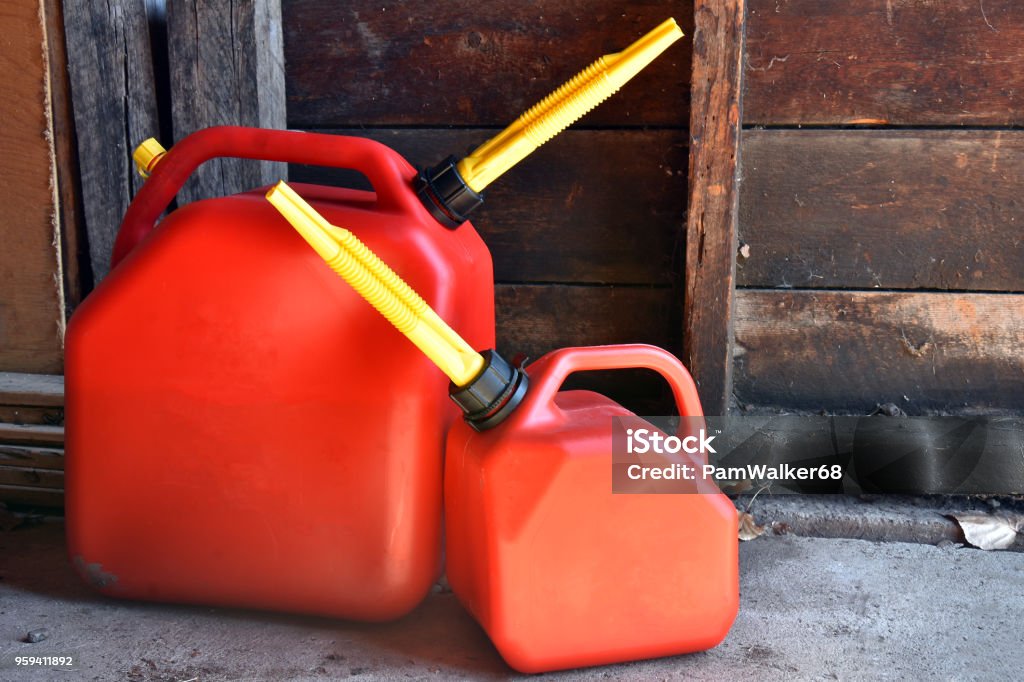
[684, 0, 745, 414]
[0, 0, 65, 373]
[167, 0, 288, 206]
[63, 0, 159, 282]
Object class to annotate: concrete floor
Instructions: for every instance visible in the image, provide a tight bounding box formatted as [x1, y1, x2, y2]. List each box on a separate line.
[1, 522, 1022, 681]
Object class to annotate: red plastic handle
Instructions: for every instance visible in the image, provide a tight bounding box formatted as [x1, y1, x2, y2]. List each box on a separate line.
[518, 344, 704, 421]
[112, 126, 422, 267]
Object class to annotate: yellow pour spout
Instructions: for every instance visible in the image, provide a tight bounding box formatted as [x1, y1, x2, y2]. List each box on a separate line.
[456, 18, 684, 192]
[266, 182, 485, 387]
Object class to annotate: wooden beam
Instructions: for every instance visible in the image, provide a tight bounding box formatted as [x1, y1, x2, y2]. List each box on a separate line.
[167, 0, 288, 206]
[734, 290, 1024, 414]
[63, 0, 160, 283]
[0, 0, 66, 373]
[684, 0, 746, 415]
[738, 129, 1024, 292]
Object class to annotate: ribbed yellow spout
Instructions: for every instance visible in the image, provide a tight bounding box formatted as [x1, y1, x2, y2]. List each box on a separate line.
[455, 18, 684, 192]
[266, 181, 485, 387]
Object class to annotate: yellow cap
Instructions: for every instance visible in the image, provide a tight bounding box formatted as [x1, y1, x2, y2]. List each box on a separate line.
[133, 138, 167, 179]
[266, 181, 486, 387]
[456, 18, 684, 192]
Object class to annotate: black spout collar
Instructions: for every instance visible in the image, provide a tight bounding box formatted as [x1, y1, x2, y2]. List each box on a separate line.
[414, 156, 484, 229]
[449, 350, 528, 432]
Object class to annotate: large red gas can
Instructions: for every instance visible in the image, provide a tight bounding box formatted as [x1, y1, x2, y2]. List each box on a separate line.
[444, 345, 739, 672]
[65, 127, 494, 620]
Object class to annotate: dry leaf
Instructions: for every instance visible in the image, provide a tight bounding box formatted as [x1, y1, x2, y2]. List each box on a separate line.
[949, 513, 1021, 551]
[738, 510, 766, 542]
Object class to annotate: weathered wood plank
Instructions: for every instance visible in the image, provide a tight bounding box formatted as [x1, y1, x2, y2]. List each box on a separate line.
[0, 484, 63, 509]
[0, 373, 64, 407]
[495, 284, 677, 358]
[0, 407, 63, 426]
[0, 445, 64, 471]
[496, 284, 680, 415]
[0, 423, 65, 447]
[290, 129, 689, 285]
[63, 0, 159, 282]
[738, 130, 1024, 291]
[284, 1, 693, 128]
[0, 0, 66, 373]
[44, 0, 84, 312]
[167, 0, 288, 206]
[683, 0, 745, 415]
[745, 0, 1024, 126]
[0, 466, 63, 491]
[734, 290, 1024, 414]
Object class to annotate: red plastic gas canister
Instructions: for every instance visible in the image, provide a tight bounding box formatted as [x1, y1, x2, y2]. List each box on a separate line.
[444, 345, 739, 673]
[65, 127, 494, 620]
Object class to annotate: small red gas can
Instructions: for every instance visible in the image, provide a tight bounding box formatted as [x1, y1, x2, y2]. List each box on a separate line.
[65, 127, 494, 620]
[444, 345, 739, 673]
[264, 189, 738, 670]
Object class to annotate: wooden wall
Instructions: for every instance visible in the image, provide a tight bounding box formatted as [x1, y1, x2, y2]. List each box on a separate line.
[733, 0, 1024, 414]
[283, 1, 693, 412]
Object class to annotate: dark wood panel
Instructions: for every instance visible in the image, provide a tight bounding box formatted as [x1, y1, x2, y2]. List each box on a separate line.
[683, 0, 745, 415]
[745, 0, 1024, 126]
[291, 129, 688, 285]
[739, 130, 1024, 291]
[0, 0, 65, 373]
[0, 484, 62, 509]
[284, 0, 692, 127]
[168, 0, 288, 206]
[63, 0, 159, 282]
[497, 284, 680, 414]
[0, 466, 62, 490]
[0, 407, 63, 426]
[734, 290, 1024, 414]
[496, 284, 677, 357]
[0, 423, 64, 447]
[0, 445, 64, 471]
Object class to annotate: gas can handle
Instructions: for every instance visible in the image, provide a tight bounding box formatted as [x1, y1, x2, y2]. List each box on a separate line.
[112, 126, 422, 267]
[518, 344, 705, 421]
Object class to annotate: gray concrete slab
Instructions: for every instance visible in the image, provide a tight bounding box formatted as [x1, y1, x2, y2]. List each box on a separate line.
[1, 522, 1022, 681]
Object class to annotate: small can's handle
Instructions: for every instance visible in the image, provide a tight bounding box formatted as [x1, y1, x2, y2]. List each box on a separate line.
[112, 126, 422, 267]
[517, 344, 704, 422]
